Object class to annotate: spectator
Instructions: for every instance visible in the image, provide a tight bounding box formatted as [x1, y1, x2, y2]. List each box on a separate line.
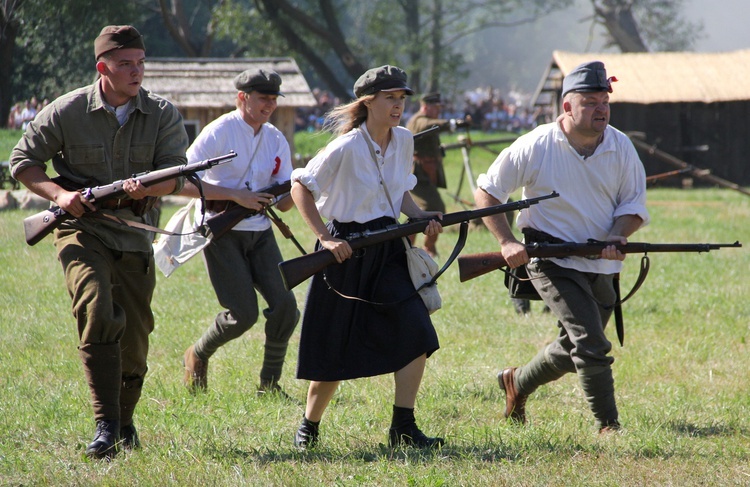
[7, 102, 23, 129]
[20, 97, 38, 130]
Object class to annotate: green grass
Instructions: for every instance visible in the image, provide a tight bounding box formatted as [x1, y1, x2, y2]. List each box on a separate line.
[1, 129, 23, 160]
[0, 129, 748, 485]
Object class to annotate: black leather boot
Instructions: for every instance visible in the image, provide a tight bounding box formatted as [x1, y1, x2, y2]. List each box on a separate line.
[86, 419, 119, 460]
[294, 416, 319, 449]
[120, 423, 141, 451]
[388, 405, 444, 448]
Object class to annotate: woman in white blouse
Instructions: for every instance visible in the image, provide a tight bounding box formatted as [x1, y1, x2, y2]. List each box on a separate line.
[290, 65, 444, 449]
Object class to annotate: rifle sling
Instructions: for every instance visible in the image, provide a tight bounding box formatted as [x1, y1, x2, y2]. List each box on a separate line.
[85, 211, 172, 235]
[85, 173, 210, 239]
[265, 206, 307, 255]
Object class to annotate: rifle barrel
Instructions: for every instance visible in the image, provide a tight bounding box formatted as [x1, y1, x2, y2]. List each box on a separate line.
[457, 241, 742, 282]
[22, 152, 237, 246]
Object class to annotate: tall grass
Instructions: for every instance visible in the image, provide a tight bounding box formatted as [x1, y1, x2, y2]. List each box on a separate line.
[0, 129, 748, 485]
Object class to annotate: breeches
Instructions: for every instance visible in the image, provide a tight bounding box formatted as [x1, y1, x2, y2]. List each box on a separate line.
[527, 259, 616, 373]
[55, 229, 155, 378]
[201, 228, 298, 348]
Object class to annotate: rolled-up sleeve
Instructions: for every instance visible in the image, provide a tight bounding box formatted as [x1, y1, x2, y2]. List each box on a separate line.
[291, 167, 322, 201]
[614, 142, 650, 228]
[477, 149, 521, 204]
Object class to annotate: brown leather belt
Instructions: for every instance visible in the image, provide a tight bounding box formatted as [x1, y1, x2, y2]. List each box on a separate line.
[99, 198, 134, 210]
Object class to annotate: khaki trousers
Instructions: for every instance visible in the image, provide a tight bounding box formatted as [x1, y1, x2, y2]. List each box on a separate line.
[55, 228, 155, 422]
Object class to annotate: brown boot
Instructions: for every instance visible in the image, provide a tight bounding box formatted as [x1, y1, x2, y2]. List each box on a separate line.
[183, 345, 208, 392]
[497, 367, 528, 424]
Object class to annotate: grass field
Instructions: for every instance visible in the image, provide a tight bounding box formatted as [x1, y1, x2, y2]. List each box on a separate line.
[0, 129, 748, 485]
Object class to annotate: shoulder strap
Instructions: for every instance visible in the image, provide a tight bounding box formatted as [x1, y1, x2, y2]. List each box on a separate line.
[359, 127, 399, 219]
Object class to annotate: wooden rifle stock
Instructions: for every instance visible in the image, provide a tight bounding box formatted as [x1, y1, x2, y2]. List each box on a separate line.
[458, 241, 743, 282]
[203, 180, 292, 240]
[22, 152, 237, 246]
[278, 191, 559, 290]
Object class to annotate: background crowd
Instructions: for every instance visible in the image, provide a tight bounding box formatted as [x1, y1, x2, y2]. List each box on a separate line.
[11, 87, 548, 136]
[6, 96, 49, 130]
[295, 86, 553, 134]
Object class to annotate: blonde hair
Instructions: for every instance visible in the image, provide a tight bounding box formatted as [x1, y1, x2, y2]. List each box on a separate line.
[322, 94, 375, 136]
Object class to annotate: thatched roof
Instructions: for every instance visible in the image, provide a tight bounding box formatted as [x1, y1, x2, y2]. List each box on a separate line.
[534, 49, 750, 105]
[143, 57, 317, 109]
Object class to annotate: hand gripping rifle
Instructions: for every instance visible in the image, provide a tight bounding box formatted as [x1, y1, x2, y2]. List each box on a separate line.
[457, 240, 743, 283]
[23, 152, 237, 246]
[278, 191, 559, 290]
[202, 180, 292, 241]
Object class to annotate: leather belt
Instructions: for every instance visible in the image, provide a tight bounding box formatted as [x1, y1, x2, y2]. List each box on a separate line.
[99, 198, 134, 210]
[522, 227, 565, 244]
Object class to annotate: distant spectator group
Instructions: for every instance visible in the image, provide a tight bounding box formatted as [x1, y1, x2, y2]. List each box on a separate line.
[294, 86, 552, 135]
[7, 96, 49, 130]
[295, 88, 340, 132]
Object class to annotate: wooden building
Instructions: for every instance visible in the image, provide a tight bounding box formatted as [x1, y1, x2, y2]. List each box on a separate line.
[143, 57, 317, 155]
[532, 50, 750, 186]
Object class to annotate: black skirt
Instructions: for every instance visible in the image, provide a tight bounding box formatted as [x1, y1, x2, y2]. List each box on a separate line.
[296, 217, 440, 381]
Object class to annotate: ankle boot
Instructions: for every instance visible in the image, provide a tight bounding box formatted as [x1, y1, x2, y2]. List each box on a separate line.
[120, 423, 141, 451]
[294, 417, 319, 449]
[388, 405, 444, 448]
[86, 419, 119, 460]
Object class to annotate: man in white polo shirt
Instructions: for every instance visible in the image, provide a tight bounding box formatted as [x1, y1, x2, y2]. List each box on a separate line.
[475, 61, 649, 433]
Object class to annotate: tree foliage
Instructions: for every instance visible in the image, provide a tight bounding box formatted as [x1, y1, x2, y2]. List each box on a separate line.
[590, 0, 703, 52]
[0, 0, 704, 127]
[206, 0, 575, 100]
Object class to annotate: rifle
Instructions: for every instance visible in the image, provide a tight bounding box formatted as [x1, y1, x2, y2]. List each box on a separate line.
[457, 240, 743, 282]
[23, 152, 237, 246]
[202, 180, 292, 240]
[413, 125, 440, 140]
[278, 191, 560, 290]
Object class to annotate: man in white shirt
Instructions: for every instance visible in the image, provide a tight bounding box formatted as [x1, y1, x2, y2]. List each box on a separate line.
[475, 61, 649, 433]
[180, 69, 299, 397]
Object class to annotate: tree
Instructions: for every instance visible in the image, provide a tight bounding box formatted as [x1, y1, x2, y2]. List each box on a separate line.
[589, 0, 703, 52]
[0, 0, 25, 127]
[156, 0, 224, 57]
[212, 0, 573, 100]
[1, 0, 144, 127]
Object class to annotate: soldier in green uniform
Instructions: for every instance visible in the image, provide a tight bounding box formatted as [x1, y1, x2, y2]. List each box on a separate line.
[9, 25, 188, 459]
[406, 92, 469, 257]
